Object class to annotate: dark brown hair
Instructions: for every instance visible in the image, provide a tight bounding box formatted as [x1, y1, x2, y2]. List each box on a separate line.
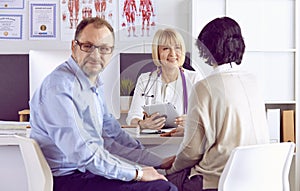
[197, 17, 245, 66]
[74, 17, 115, 41]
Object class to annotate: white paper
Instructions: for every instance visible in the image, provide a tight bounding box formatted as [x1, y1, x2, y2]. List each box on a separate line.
[266, 109, 281, 143]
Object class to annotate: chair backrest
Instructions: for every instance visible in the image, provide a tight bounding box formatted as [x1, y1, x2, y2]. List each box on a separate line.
[0, 135, 53, 191]
[218, 142, 295, 191]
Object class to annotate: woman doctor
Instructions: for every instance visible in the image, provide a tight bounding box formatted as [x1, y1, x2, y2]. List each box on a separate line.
[126, 28, 202, 135]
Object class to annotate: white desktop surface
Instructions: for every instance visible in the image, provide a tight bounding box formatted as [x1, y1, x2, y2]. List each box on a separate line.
[123, 128, 183, 157]
[0, 122, 182, 157]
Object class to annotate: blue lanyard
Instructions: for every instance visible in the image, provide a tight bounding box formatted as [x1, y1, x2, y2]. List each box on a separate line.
[180, 67, 188, 114]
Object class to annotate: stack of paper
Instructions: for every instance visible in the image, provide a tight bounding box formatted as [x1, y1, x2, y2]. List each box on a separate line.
[0, 121, 29, 137]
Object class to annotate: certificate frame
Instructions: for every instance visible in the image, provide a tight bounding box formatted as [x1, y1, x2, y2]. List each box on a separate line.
[0, 14, 23, 40]
[0, 0, 25, 9]
[29, 2, 56, 39]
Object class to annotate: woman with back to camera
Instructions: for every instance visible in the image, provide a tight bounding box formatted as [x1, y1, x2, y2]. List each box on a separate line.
[164, 17, 270, 191]
[126, 28, 203, 135]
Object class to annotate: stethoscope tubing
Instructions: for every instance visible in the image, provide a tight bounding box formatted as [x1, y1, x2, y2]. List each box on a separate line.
[141, 67, 188, 114]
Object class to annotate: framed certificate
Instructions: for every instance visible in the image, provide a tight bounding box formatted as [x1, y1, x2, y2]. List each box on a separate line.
[0, 14, 23, 40]
[29, 2, 56, 39]
[0, 0, 24, 9]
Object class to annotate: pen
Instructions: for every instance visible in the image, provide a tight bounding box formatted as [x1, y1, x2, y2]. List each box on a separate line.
[156, 129, 165, 134]
[143, 111, 150, 118]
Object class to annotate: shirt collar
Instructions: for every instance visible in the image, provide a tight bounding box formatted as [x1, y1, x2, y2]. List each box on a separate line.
[210, 62, 240, 76]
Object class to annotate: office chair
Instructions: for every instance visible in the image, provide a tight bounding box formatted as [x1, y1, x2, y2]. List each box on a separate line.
[218, 142, 295, 191]
[0, 135, 53, 191]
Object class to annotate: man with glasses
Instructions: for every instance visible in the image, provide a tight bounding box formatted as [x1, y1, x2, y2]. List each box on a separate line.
[29, 17, 177, 191]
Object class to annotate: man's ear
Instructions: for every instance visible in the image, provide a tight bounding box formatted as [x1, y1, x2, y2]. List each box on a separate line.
[71, 40, 76, 51]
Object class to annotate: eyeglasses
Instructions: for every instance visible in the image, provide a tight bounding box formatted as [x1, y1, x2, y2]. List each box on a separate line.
[75, 40, 114, 54]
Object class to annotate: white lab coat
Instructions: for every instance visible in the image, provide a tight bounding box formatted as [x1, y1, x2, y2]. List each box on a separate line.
[126, 68, 203, 125]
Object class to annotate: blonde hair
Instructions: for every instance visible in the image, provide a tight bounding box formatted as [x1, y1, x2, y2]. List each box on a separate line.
[152, 28, 186, 67]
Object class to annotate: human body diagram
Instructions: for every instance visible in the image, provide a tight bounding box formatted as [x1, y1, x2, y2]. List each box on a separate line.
[61, 0, 114, 30]
[120, 0, 156, 38]
[139, 0, 155, 37]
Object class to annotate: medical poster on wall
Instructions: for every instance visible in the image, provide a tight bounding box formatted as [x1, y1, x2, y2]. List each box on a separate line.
[119, 0, 157, 41]
[60, 0, 116, 41]
[29, 2, 56, 39]
[0, 0, 24, 9]
[0, 14, 23, 40]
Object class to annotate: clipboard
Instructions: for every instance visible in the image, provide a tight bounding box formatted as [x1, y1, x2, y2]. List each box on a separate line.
[142, 102, 179, 128]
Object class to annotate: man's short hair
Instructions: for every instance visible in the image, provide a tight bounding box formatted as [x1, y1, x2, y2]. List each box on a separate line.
[74, 17, 115, 41]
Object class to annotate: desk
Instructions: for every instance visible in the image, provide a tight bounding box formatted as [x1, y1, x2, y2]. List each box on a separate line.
[123, 128, 183, 157]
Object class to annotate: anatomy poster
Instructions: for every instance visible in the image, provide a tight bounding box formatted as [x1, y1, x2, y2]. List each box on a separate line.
[119, 0, 157, 41]
[60, 0, 116, 41]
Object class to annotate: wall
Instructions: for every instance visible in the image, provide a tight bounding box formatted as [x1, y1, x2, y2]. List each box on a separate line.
[0, 0, 190, 54]
[0, 0, 190, 120]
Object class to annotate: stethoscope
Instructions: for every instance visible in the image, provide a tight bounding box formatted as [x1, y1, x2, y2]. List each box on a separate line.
[141, 67, 188, 114]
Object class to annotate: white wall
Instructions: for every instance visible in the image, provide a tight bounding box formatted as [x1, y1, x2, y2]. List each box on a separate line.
[0, 0, 190, 54]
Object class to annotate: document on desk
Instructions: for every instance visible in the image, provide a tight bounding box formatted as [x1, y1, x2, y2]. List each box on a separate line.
[140, 128, 176, 134]
[0, 121, 29, 136]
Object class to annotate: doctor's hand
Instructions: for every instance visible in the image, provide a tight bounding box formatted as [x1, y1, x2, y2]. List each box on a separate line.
[175, 114, 186, 127]
[160, 126, 184, 137]
[160, 115, 186, 136]
[138, 112, 166, 130]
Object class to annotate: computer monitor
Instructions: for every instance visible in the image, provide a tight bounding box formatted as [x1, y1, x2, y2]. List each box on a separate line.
[29, 50, 120, 118]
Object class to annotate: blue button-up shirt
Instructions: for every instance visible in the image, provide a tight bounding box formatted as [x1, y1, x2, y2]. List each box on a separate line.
[30, 57, 162, 181]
